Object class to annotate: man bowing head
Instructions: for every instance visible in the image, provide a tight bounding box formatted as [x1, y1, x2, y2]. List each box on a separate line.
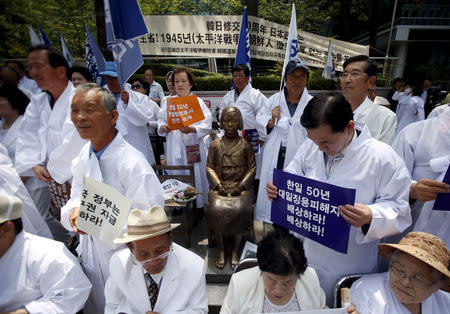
[105, 205, 208, 314]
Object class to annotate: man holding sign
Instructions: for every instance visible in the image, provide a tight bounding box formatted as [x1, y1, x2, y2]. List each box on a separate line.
[61, 83, 164, 314]
[267, 92, 411, 305]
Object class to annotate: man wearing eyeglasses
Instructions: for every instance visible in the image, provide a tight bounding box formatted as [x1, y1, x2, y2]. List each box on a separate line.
[340, 55, 397, 145]
[105, 206, 208, 313]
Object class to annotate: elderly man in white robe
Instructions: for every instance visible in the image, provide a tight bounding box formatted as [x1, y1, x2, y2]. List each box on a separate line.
[60, 84, 164, 314]
[267, 92, 411, 305]
[393, 105, 450, 245]
[14, 45, 86, 243]
[218, 64, 268, 180]
[254, 57, 313, 241]
[1, 143, 52, 239]
[341, 55, 397, 145]
[0, 193, 91, 313]
[105, 205, 208, 313]
[100, 61, 156, 164]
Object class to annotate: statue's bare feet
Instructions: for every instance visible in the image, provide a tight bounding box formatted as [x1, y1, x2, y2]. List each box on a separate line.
[215, 249, 226, 269]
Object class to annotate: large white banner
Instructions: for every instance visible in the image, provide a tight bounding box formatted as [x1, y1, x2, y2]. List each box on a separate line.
[139, 15, 369, 71]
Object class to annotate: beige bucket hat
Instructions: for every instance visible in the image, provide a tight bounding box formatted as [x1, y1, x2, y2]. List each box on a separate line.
[378, 231, 450, 292]
[0, 194, 22, 224]
[114, 205, 180, 244]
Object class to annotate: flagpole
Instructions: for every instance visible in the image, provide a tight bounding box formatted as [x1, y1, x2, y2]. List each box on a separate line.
[104, 0, 123, 87]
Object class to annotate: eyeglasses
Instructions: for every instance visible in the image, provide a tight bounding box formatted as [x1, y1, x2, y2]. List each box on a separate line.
[131, 246, 172, 266]
[339, 71, 368, 80]
[132, 84, 143, 90]
[390, 264, 442, 288]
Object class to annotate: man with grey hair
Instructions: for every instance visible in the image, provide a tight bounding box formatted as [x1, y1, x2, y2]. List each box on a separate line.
[61, 83, 164, 314]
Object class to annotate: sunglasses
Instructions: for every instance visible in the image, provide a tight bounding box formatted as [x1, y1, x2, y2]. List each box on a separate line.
[132, 84, 143, 90]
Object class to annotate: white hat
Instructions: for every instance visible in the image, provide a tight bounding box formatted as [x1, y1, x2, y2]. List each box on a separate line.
[0, 194, 22, 223]
[114, 205, 180, 244]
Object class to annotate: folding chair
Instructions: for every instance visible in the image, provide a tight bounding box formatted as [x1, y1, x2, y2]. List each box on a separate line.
[233, 258, 259, 273]
[333, 274, 364, 308]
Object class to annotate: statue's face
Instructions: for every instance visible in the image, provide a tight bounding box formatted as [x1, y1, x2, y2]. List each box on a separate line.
[222, 111, 240, 138]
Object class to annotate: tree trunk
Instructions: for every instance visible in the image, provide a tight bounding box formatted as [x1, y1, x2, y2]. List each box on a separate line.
[246, 0, 259, 17]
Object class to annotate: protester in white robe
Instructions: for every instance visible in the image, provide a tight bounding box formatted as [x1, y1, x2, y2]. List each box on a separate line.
[393, 106, 450, 245]
[0, 193, 91, 313]
[341, 55, 397, 145]
[395, 86, 425, 136]
[392, 87, 411, 123]
[100, 62, 156, 164]
[14, 46, 85, 242]
[267, 92, 411, 305]
[218, 64, 268, 179]
[0, 144, 52, 238]
[351, 232, 450, 314]
[105, 206, 208, 313]
[254, 58, 312, 238]
[157, 66, 212, 208]
[427, 103, 449, 119]
[5, 60, 41, 95]
[61, 84, 164, 314]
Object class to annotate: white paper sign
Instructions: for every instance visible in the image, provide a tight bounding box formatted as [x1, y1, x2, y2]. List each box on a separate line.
[274, 309, 346, 314]
[77, 177, 132, 247]
[162, 179, 191, 200]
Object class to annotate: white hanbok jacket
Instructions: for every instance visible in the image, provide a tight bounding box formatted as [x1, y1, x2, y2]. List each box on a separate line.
[15, 82, 87, 184]
[392, 91, 410, 123]
[254, 88, 312, 222]
[284, 122, 411, 304]
[114, 84, 156, 164]
[218, 83, 268, 179]
[353, 97, 397, 145]
[0, 231, 91, 313]
[157, 94, 212, 207]
[351, 272, 450, 314]
[0, 144, 52, 239]
[393, 106, 450, 245]
[220, 266, 326, 313]
[105, 243, 208, 314]
[395, 95, 425, 136]
[60, 133, 164, 314]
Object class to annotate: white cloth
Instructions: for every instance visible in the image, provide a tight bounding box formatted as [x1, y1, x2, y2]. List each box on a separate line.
[254, 88, 313, 222]
[353, 96, 397, 144]
[428, 104, 449, 119]
[157, 94, 212, 208]
[395, 95, 425, 136]
[0, 116, 46, 192]
[0, 143, 52, 239]
[0, 231, 91, 313]
[393, 106, 450, 245]
[284, 122, 411, 305]
[220, 266, 327, 313]
[15, 82, 87, 184]
[218, 83, 268, 179]
[111, 84, 156, 164]
[60, 133, 164, 314]
[19, 76, 41, 94]
[350, 272, 450, 314]
[149, 80, 165, 100]
[392, 91, 410, 123]
[105, 243, 208, 314]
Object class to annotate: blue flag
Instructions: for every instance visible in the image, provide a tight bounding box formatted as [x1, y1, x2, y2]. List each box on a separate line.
[85, 25, 106, 86]
[233, 7, 251, 87]
[38, 25, 52, 47]
[104, 0, 148, 86]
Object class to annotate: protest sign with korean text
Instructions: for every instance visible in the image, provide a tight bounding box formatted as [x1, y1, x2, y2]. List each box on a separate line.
[433, 164, 450, 211]
[271, 169, 355, 254]
[167, 95, 205, 130]
[77, 177, 131, 247]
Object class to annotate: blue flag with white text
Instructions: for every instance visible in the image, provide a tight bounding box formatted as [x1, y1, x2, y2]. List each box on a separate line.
[60, 32, 74, 67]
[85, 25, 106, 86]
[281, 3, 298, 79]
[38, 25, 52, 47]
[104, 0, 148, 86]
[233, 7, 251, 87]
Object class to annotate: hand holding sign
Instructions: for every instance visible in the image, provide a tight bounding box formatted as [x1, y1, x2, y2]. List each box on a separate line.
[70, 206, 86, 235]
[412, 178, 450, 202]
[339, 204, 372, 227]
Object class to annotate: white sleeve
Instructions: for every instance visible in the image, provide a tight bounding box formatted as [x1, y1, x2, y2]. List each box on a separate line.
[124, 89, 155, 126]
[192, 98, 213, 139]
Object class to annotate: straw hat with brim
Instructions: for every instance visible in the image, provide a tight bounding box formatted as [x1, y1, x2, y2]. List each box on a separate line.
[114, 205, 180, 244]
[0, 194, 22, 224]
[99, 61, 118, 78]
[378, 231, 450, 292]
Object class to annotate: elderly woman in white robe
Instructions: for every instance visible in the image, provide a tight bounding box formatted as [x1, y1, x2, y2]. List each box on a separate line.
[157, 66, 212, 208]
[351, 232, 450, 314]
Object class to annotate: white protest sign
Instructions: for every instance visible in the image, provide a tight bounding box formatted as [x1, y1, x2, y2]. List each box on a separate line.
[276, 309, 346, 314]
[139, 15, 369, 71]
[162, 179, 191, 200]
[77, 177, 131, 247]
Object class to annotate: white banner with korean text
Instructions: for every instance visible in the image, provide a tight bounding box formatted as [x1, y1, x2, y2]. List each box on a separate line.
[139, 15, 369, 71]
